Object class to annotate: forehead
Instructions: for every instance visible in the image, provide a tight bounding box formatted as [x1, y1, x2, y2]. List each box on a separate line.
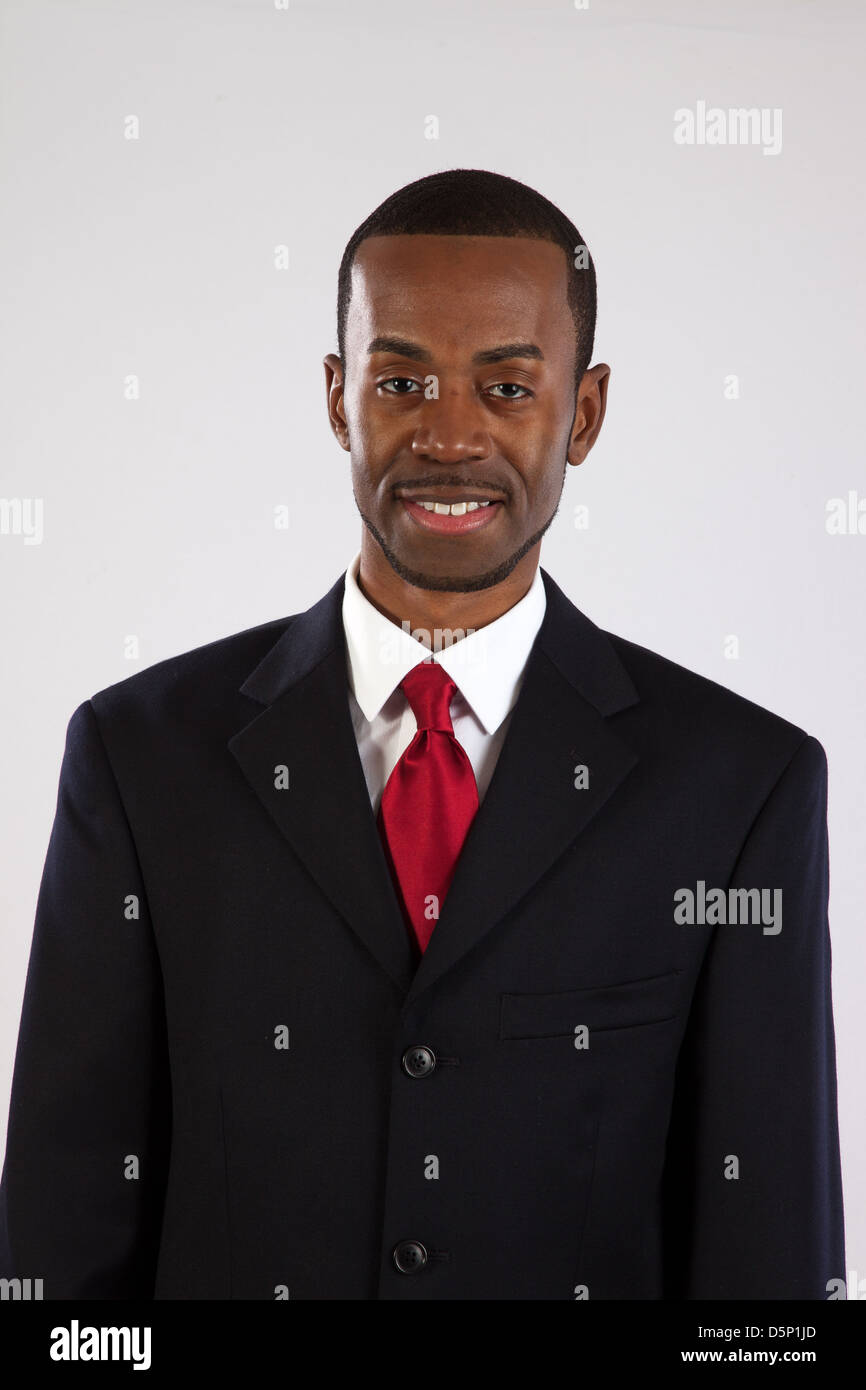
[347, 234, 571, 344]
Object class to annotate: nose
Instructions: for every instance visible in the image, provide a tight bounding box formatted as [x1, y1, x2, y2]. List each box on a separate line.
[410, 389, 494, 466]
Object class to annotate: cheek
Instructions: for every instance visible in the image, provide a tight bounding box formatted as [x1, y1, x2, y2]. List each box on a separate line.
[348, 405, 404, 483]
[347, 423, 387, 499]
[520, 431, 569, 502]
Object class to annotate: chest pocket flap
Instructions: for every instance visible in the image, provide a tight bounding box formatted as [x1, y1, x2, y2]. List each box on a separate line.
[500, 968, 683, 1039]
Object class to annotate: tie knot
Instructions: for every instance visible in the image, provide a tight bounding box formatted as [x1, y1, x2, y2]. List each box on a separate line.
[400, 659, 457, 733]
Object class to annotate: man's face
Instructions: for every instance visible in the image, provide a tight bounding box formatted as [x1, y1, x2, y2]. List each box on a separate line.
[325, 233, 604, 592]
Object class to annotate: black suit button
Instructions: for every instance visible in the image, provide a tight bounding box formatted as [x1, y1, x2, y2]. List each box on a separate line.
[393, 1240, 428, 1274]
[401, 1045, 437, 1078]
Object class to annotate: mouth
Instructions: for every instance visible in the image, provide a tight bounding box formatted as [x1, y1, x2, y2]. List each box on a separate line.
[398, 494, 504, 534]
[397, 489, 505, 530]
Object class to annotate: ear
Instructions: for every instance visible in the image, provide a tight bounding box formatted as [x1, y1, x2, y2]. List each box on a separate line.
[566, 363, 611, 467]
[324, 353, 350, 451]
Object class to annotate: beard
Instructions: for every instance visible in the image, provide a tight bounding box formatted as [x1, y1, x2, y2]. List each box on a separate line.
[356, 500, 560, 593]
[354, 456, 568, 593]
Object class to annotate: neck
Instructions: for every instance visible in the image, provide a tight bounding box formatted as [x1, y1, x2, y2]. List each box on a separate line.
[356, 536, 539, 642]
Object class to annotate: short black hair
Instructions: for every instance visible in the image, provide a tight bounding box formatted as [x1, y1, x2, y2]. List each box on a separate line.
[336, 168, 596, 391]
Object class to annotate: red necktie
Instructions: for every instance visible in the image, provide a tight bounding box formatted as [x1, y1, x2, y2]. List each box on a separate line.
[377, 659, 479, 954]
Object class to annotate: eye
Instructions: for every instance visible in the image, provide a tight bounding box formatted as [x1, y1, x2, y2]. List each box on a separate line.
[488, 382, 532, 399]
[379, 377, 422, 394]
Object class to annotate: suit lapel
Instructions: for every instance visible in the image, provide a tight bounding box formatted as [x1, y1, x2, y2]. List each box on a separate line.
[228, 577, 418, 997]
[404, 572, 641, 1005]
[228, 567, 641, 1006]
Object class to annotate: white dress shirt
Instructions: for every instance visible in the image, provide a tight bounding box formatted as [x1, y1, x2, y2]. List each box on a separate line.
[341, 550, 547, 813]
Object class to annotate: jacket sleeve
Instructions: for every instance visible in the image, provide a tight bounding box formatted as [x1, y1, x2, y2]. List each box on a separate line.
[0, 699, 171, 1298]
[662, 734, 846, 1299]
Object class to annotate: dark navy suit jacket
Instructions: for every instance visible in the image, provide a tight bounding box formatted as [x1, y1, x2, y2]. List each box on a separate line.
[0, 567, 845, 1298]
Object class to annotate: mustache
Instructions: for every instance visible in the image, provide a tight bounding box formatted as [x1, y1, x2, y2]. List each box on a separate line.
[392, 473, 511, 502]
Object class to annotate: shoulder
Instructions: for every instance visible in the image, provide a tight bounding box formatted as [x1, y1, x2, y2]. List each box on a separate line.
[600, 627, 826, 781]
[81, 613, 299, 743]
[540, 567, 821, 764]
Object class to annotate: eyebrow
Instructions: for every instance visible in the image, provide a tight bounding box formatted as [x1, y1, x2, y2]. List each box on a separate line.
[366, 336, 545, 366]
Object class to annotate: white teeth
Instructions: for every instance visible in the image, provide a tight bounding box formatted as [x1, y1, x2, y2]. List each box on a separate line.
[416, 499, 492, 514]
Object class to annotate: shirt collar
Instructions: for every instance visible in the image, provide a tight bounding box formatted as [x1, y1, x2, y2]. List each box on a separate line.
[341, 550, 547, 735]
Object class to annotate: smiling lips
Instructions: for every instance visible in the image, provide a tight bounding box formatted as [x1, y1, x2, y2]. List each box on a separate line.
[400, 495, 504, 534]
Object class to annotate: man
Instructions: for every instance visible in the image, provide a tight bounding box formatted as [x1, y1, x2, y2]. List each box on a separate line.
[0, 169, 845, 1300]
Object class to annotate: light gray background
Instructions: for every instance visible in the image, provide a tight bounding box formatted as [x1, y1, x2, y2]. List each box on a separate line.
[1, 0, 863, 1291]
